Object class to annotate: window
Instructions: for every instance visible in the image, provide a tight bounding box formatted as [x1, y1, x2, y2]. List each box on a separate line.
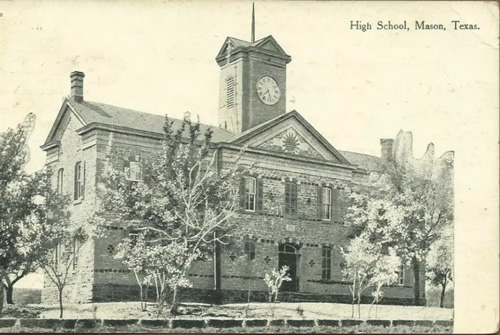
[244, 177, 256, 211]
[280, 243, 298, 254]
[322, 187, 332, 220]
[322, 247, 332, 280]
[129, 230, 139, 247]
[73, 238, 80, 270]
[57, 168, 64, 194]
[226, 76, 235, 108]
[285, 181, 298, 216]
[53, 243, 63, 275]
[129, 161, 142, 181]
[74, 161, 84, 200]
[396, 265, 404, 285]
[244, 241, 256, 261]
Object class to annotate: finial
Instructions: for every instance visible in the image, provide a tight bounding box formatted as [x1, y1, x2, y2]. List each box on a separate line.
[251, 3, 255, 43]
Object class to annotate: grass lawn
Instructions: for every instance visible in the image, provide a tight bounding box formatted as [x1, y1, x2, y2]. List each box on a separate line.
[28, 301, 453, 321]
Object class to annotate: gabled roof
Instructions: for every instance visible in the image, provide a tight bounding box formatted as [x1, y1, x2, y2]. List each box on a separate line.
[215, 35, 291, 64]
[42, 97, 234, 148]
[228, 110, 352, 166]
[338, 151, 384, 172]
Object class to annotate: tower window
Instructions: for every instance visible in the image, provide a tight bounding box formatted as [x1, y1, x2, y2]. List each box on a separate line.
[226, 76, 235, 108]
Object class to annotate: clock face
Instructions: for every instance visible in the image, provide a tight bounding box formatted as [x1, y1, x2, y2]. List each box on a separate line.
[256, 76, 280, 105]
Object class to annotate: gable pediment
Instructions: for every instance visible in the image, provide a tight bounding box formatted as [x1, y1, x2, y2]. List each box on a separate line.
[230, 111, 351, 165]
[252, 36, 289, 56]
[42, 99, 86, 148]
[256, 126, 325, 160]
[216, 36, 291, 65]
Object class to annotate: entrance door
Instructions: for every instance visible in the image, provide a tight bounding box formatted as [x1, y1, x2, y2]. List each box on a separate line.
[278, 243, 300, 292]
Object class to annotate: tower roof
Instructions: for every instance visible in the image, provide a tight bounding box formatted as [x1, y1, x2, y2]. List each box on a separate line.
[215, 35, 291, 66]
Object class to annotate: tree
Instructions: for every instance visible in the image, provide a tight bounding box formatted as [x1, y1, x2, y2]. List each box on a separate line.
[263, 265, 291, 317]
[37, 226, 87, 318]
[340, 235, 399, 319]
[99, 114, 246, 315]
[426, 227, 453, 308]
[0, 248, 5, 316]
[0, 114, 34, 305]
[0, 114, 74, 306]
[347, 131, 454, 305]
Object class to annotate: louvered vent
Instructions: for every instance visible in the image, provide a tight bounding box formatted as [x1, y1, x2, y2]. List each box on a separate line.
[226, 76, 235, 108]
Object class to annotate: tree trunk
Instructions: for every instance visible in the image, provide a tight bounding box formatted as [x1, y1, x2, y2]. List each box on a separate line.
[5, 285, 13, 304]
[170, 287, 178, 315]
[412, 257, 421, 306]
[440, 282, 447, 308]
[58, 287, 64, 318]
[0, 282, 4, 317]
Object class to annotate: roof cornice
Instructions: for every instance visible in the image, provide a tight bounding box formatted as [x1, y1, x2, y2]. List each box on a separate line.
[216, 142, 357, 171]
[77, 122, 164, 139]
[40, 140, 60, 151]
[76, 122, 224, 146]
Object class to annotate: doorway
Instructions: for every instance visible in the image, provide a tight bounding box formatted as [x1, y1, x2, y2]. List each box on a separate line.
[278, 243, 300, 292]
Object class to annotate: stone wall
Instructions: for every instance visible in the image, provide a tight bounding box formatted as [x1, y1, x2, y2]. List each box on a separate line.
[41, 112, 97, 304]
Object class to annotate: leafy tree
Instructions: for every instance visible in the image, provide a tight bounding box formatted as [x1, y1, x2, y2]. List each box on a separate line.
[0, 115, 33, 305]
[0, 114, 74, 308]
[426, 227, 453, 308]
[340, 235, 399, 319]
[0, 114, 90, 318]
[37, 225, 87, 318]
[0, 248, 4, 316]
[347, 132, 454, 305]
[100, 114, 246, 315]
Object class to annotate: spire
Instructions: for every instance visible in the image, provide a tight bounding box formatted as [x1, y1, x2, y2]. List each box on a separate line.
[251, 3, 255, 43]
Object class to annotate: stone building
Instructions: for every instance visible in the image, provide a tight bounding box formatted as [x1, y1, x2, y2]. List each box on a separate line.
[40, 33, 427, 305]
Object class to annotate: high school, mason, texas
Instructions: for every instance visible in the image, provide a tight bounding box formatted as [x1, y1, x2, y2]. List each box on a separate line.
[40, 22, 428, 306]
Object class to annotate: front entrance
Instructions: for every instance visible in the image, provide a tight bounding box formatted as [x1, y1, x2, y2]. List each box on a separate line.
[278, 243, 300, 292]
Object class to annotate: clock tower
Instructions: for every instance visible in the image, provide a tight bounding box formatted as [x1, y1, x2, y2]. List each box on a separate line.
[215, 33, 291, 134]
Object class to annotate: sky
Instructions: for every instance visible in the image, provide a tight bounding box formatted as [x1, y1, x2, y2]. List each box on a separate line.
[0, 1, 498, 331]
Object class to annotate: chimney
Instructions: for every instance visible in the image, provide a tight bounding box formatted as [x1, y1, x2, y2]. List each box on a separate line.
[70, 71, 85, 102]
[380, 138, 394, 161]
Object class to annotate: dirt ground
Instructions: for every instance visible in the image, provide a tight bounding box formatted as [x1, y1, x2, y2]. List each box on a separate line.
[24, 301, 454, 320]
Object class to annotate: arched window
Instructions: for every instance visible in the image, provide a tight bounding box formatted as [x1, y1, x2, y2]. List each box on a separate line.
[244, 241, 256, 261]
[74, 161, 85, 200]
[396, 264, 405, 285]
[279, 243, 299, 254]
[57, 168, 64, 194]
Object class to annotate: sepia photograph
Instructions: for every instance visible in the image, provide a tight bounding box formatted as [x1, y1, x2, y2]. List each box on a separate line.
[0, 1, 498, 333]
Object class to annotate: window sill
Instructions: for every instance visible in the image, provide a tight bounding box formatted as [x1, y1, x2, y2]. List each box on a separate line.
[73, 199, 83, 205]
[240, 209, 259, 215]
[307, 279, 350, 285]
